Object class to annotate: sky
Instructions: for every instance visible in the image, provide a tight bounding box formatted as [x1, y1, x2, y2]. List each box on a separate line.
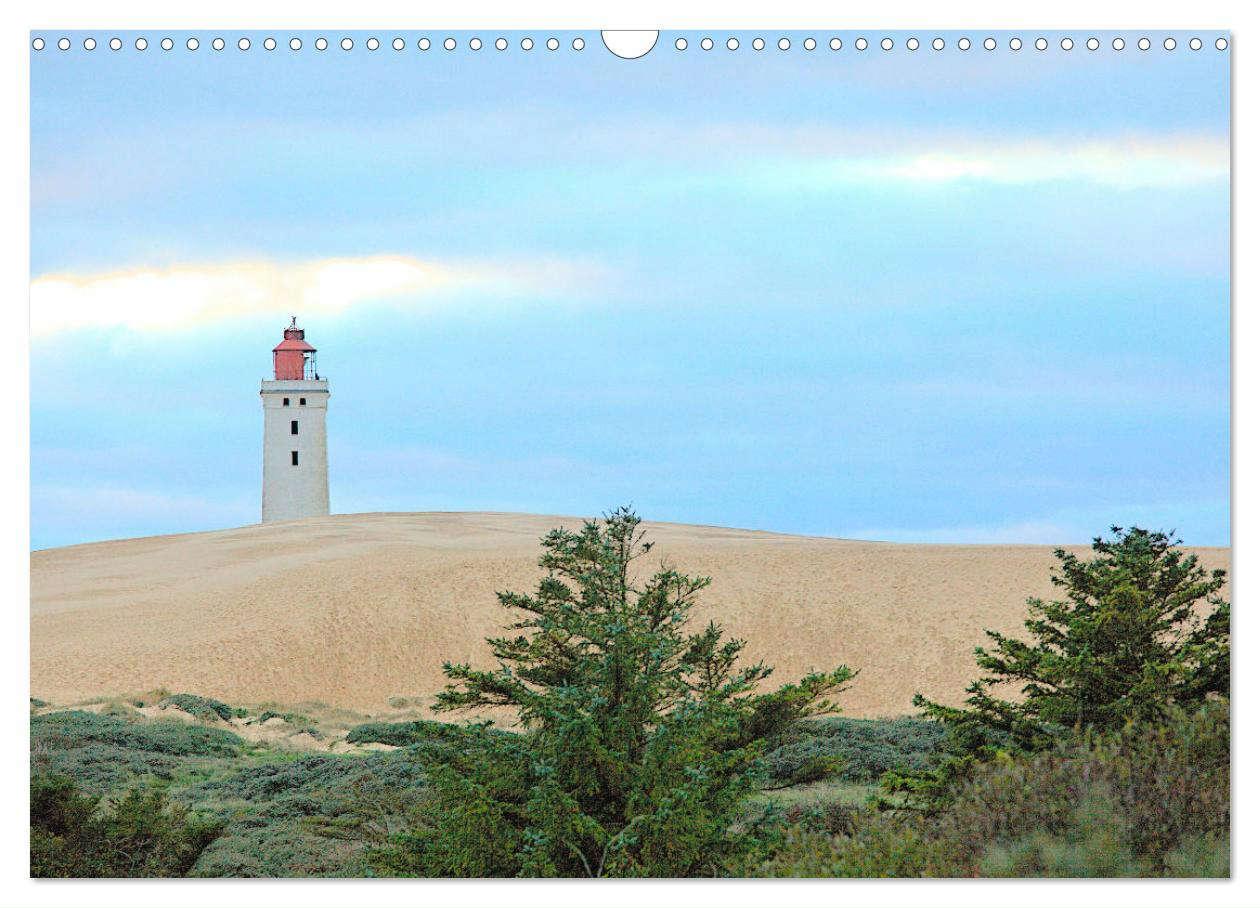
[29, 30, 1230, 549]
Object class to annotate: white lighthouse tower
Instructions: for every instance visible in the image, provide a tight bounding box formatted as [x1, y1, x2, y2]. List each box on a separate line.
[260, 318, 330, 523]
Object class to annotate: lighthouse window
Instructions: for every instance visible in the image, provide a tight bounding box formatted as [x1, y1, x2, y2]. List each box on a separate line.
[290, 420, 299, 435]
[291, 451, 299, 466]
[282, 398, 290, 407]
[299, 398, 307, 406]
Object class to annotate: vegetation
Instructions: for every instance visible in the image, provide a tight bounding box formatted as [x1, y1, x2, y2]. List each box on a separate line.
[29, 708, 432, 877]
[28, 518, 1229, 879]
[738, 703, 1228, 878]
[762, 716, 943, 788]
[31, 775, 223, 877]
[185, 751, 428, 876]
[886, 527, 1230, 809]
[29, 704, 937, 877]
[159, 693, 241, 722]
[31, 710, 244, 792]
[369, 508, 853, 877]
[32, 710, 243, 760]
[345, 718, 508, 748]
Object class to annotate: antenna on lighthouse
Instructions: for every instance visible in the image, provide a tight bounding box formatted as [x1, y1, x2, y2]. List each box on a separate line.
[290, 315, 298, 328]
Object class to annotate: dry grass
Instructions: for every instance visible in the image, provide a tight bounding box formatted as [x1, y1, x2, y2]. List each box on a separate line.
[30, 512, 1229, 719]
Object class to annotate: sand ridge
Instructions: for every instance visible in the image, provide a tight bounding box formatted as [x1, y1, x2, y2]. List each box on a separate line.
[30, 512, 1231, 718]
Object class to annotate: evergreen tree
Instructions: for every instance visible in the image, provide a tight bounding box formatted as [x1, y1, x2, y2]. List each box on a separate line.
[885, 526, 1229, 810]
[372, 507, 854, 877]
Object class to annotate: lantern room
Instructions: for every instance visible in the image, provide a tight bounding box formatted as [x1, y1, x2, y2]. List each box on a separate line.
[273, 317, 317, 380]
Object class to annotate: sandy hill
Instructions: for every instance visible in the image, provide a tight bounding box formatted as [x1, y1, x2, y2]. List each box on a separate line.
[30, 512, 1231, 719]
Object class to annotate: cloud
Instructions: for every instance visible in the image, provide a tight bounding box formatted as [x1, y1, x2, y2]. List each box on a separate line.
[30, 254, 602, 337]
[742, 134, 1228, 191]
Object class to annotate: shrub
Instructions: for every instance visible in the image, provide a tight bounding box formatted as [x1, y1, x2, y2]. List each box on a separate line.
[189, 752, 419, 803]
[30, 709, 438, 878]
[938, 702, 1229, 871]
[33, 710, 243, 758]
[94, 699, 143, 720]
[348, 719, 463, 746]
[760, 795, 864, 839]
[345, 719, 513, 751]
[190, 820, 365, 878]
[183, 750, 430, 877]
[31, 775, 223, 877]
[736, 811, 968, 878]
[31, 711, 245, 795]
[1163, 834, 1230, 878]
[369, 734, 532, 877]
[741, 703, 1229, 878]
[762, 717, 943, 786]
[160, 694, 236, 722]
[253, 714, 325, 740]
[977, 788, 1144, 877]
[127, 687, 171, 708]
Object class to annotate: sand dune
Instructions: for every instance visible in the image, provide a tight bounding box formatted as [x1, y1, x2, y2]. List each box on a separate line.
[30, 512, 1230, 718]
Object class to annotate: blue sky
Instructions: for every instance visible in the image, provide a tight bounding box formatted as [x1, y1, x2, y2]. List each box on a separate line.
[30, 31, 1230, 549]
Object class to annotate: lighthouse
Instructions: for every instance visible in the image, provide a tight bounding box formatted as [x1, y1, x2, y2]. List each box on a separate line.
[260, 318, 330, 523]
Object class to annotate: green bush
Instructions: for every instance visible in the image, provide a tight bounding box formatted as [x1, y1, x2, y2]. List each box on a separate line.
[977, 789, 1146, 878]
[99, 700, 140, 719]
[762, 717, 943, 786]
[736, 811, 967, 878]
[31, 775, 223, 877]
[257, 709, 313, 726]
[938, 702, 1229, 872]
[345, 719, 514, 755]
[160, 693, 236, 722]
[30, 709, 434, 877]
[1163, 834, 1230, 878]
[33, 710, 243, 758]
[183, 751, 429, 877]
[33, 739, 187, 792]
[368, 734, 532, 877]
[31, 711, 246, 793]
[737, 703, 1229, 878]
[347, 719, 469, 747]
[191, 820, 366, 878]
[189, 751, 425, 804]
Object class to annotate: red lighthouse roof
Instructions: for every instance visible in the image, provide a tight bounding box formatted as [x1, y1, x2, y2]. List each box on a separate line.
[273, 335, 316, 353]
[272, 318, 317, 380]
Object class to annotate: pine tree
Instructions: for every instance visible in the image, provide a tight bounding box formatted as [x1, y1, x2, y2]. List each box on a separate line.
[885, 526, 1229, 810]
[373, 507, 854, 877]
